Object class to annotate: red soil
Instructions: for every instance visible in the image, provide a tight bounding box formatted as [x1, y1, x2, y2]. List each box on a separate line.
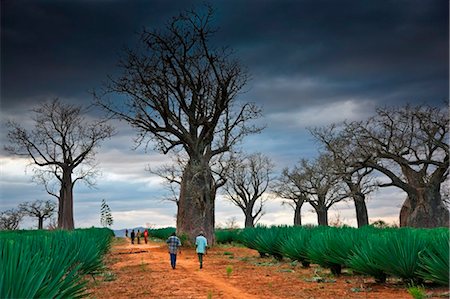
[88, 238, 449, 299]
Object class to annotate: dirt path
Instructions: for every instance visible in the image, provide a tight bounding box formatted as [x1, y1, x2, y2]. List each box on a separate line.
[89, 239, 261, 299]
[88, 238, 448, 299]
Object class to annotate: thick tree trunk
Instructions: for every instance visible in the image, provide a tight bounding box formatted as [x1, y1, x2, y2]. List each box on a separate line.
[58, 189, 64, 228]
[400, 185, 449, 228]
[293, 202, 303, 226]
[177, 158, 215, 245]
[58, 169, 74, 229]
[316, 207, 328, 226]
[244, 212, 255, 228]
[353, 194, 369, 227]
[38, 217, 44, 230]
[399, 196, 411, 227]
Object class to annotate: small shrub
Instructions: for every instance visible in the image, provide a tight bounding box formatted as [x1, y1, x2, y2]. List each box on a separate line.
[407, 284, 426, 299]
[226, 265, 233, 278]
[416, 234, 449, 285]
[348, 235, 387, 283]
[281, 228, 312, 266]
[216, 229, 241, 244]
[178, 233, 190, 246]
[240, 226, 290, 259]
[371, 229, 429, 281]
[307, 229, 344, 275]
[102, 271, 116, 282]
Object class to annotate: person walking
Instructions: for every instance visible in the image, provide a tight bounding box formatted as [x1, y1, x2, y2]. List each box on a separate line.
[125, 229, 128, 238]
[130, 229, 135, 244]
[195, 231, 208, 269]
[144, 229, 149, 244]
[166, 232, 182, 269]
[137, 229, 141, 244]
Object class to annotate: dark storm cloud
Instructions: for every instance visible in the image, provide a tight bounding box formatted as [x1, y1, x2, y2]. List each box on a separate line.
[1, 0, 448, 112]
[213, 0, 448, 109]
[1, 0, 198, 107]
[1, 0, 448, 228]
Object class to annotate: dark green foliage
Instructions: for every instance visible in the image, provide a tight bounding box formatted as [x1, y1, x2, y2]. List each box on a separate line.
[252, 226, 291, 260]
[314, 227, 360, 267]
[416, 233, 449, 285]
[307, 229, 343, 275]
[237, 226, 287, 258]
[304, 226, 358, 274]
[0, 228, 113, 298]
[281, 227, 312, 265]
[348, 234, 388, 283]
[236, 226, 267, 252]
[230, 225, 448, 285]
[148, 227, 176, 240]
[370, 229, 430, 281]
[215, 229, 241, 244]
[178, 232, 190, 246]
[149, 225, 448, 285]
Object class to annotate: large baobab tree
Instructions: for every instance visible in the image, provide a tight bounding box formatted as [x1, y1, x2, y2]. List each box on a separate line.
[311, 125, 377, 227]
[223, 153, 274, 228]
[148, 152, 230, 205]
[19, 199, 56, 229]
[345, 104, 449, 228]
[273, 168, 308, 226]
[96, 8, 261, 244]
[5, 99, 114, 229]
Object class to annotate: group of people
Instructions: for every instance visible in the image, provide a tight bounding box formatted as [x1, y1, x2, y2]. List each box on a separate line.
[125, 228, 149, 244]
[166, 231, 208, 270]
[124, 228, 208, 270]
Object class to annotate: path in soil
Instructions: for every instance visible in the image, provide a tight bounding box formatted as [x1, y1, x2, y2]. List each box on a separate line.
[88, 238, 448, 299]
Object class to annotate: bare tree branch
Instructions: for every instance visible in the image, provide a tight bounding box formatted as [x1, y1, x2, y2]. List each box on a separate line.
[222, 153, 274, 227]
[5, 99, 115, 229]
[18, 200, 57, 229]
[0, 209, 23, 230]
[337, 103, 449, 227]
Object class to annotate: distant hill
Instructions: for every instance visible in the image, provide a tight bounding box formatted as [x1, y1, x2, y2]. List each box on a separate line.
[113, 227, 147, 237]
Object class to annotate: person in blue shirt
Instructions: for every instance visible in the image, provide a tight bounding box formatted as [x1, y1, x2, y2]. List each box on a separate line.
[195, 231, 208, 269]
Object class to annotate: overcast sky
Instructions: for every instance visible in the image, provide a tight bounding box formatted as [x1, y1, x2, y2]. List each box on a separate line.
[1, 0, 448, 230]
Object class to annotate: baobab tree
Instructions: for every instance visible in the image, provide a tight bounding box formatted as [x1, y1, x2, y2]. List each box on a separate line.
[223, 153, 274, 228]
[288, 155, 347, 226]
[5, 99, 114, 229]
[311, 125, 377, 227]
[96, 8, 261, 244]
[273, 168, 308, 226]
[19, 199, 56, 229]
[148, 152, 230, 205]
[345, 104, 449, 227]
[0, 209, 23, 230]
